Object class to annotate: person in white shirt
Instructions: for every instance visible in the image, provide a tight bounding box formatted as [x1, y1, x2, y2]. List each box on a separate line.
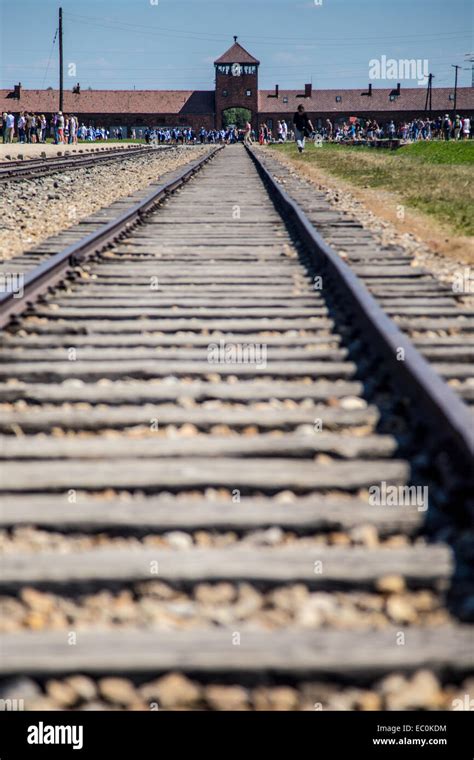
[5, 112, 15, 143]
[281, 119, 288, 141]
[18, 112, 26, 143]
[40, 114, 47, 143]
[57, 112, 65, 143]
[244, 120, 252, 146]
[462, 117, 471, 140]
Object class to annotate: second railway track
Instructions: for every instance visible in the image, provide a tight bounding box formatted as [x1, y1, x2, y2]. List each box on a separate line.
[0, 143, 163, 181]
[0, 143, 472, 711]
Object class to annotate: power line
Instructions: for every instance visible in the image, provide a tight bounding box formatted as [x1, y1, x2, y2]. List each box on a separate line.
[62, 12, 471, 50]
[63, 12, 469, 43]
[6, 56, 467, 74]
[40, 27, 58, 89]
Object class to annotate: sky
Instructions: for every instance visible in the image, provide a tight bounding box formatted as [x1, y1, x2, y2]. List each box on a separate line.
[0, 0, 472, 92]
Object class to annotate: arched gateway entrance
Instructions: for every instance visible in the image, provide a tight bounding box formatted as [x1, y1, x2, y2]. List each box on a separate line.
[214, 40, 260, 131]
[221, 107, 252, 130]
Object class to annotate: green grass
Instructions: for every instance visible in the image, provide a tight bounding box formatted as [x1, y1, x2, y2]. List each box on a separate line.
[398, 140, 474, 164]
[270, 141, 474, 235]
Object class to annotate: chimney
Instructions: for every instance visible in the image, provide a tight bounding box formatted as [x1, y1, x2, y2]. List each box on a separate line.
[305, 83, 312, 98]
[368, 83, 372, 96]
[396, 82, 401, 96]
[13, 82, 21, 99]
[275, 84, 279, 98]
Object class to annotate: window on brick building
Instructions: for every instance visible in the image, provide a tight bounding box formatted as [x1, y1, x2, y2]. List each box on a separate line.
[246, 90, 252, 96]
[222, 90, 228, 97]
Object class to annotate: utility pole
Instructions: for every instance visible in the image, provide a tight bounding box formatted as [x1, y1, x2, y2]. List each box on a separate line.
[451, 64, 461, 117]
[59, 7, 64, 112]
[424, 73, 433, 114]
[464, 53, 474, 87]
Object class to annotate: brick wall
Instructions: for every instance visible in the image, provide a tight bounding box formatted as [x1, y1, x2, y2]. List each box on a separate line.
[215, 70, 259, 129]
[73, 113, 216, 132]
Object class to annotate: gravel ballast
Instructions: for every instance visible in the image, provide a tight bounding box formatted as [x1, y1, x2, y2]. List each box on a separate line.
[0, 147, 209, 260]
[0, 670, 470, 711]
[262, 147, 474, 297]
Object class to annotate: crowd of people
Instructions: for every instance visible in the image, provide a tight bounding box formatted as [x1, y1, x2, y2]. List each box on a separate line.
[0, 111, 80, 144]
[0, 112, 254, 145]
[0, 111, 127, 144]
[1, 111, 49, 143]
[241, 113, 473, 151]
[312, 114, 473, 143]
[1, 109, 472, 147]
[143, 125, 251, 145]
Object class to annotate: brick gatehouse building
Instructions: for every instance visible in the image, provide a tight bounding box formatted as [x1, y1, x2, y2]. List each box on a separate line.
[1, 39, 473, 136]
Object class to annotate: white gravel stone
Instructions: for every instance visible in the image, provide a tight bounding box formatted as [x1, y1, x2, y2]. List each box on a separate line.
[164, 531, 194, 550]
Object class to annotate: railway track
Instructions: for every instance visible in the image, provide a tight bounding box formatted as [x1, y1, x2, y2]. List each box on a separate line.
[0, 144, 160, 181]
[0, 143, 472, 712]
[253, 147, 474, 407]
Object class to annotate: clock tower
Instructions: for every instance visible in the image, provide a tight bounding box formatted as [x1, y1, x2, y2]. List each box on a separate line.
[214, 37, 260, 129]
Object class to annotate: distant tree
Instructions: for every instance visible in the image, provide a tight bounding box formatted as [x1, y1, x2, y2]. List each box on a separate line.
[222, 107, 252, 129]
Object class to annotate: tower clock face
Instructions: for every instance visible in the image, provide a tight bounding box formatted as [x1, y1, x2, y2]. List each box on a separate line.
[231, 63, 242, 77]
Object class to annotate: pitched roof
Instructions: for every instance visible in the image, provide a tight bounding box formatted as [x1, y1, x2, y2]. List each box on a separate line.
[214, 42, 260, 65]
[0, 89, 215, 116]
[2, 86, 471, 118]
[258, 87, 474, 114]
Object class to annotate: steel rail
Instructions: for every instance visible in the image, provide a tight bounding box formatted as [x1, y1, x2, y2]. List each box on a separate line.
[0, 145, 223, 328]
[0, 144, 146, 168]
[246, 145, 474, 481]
